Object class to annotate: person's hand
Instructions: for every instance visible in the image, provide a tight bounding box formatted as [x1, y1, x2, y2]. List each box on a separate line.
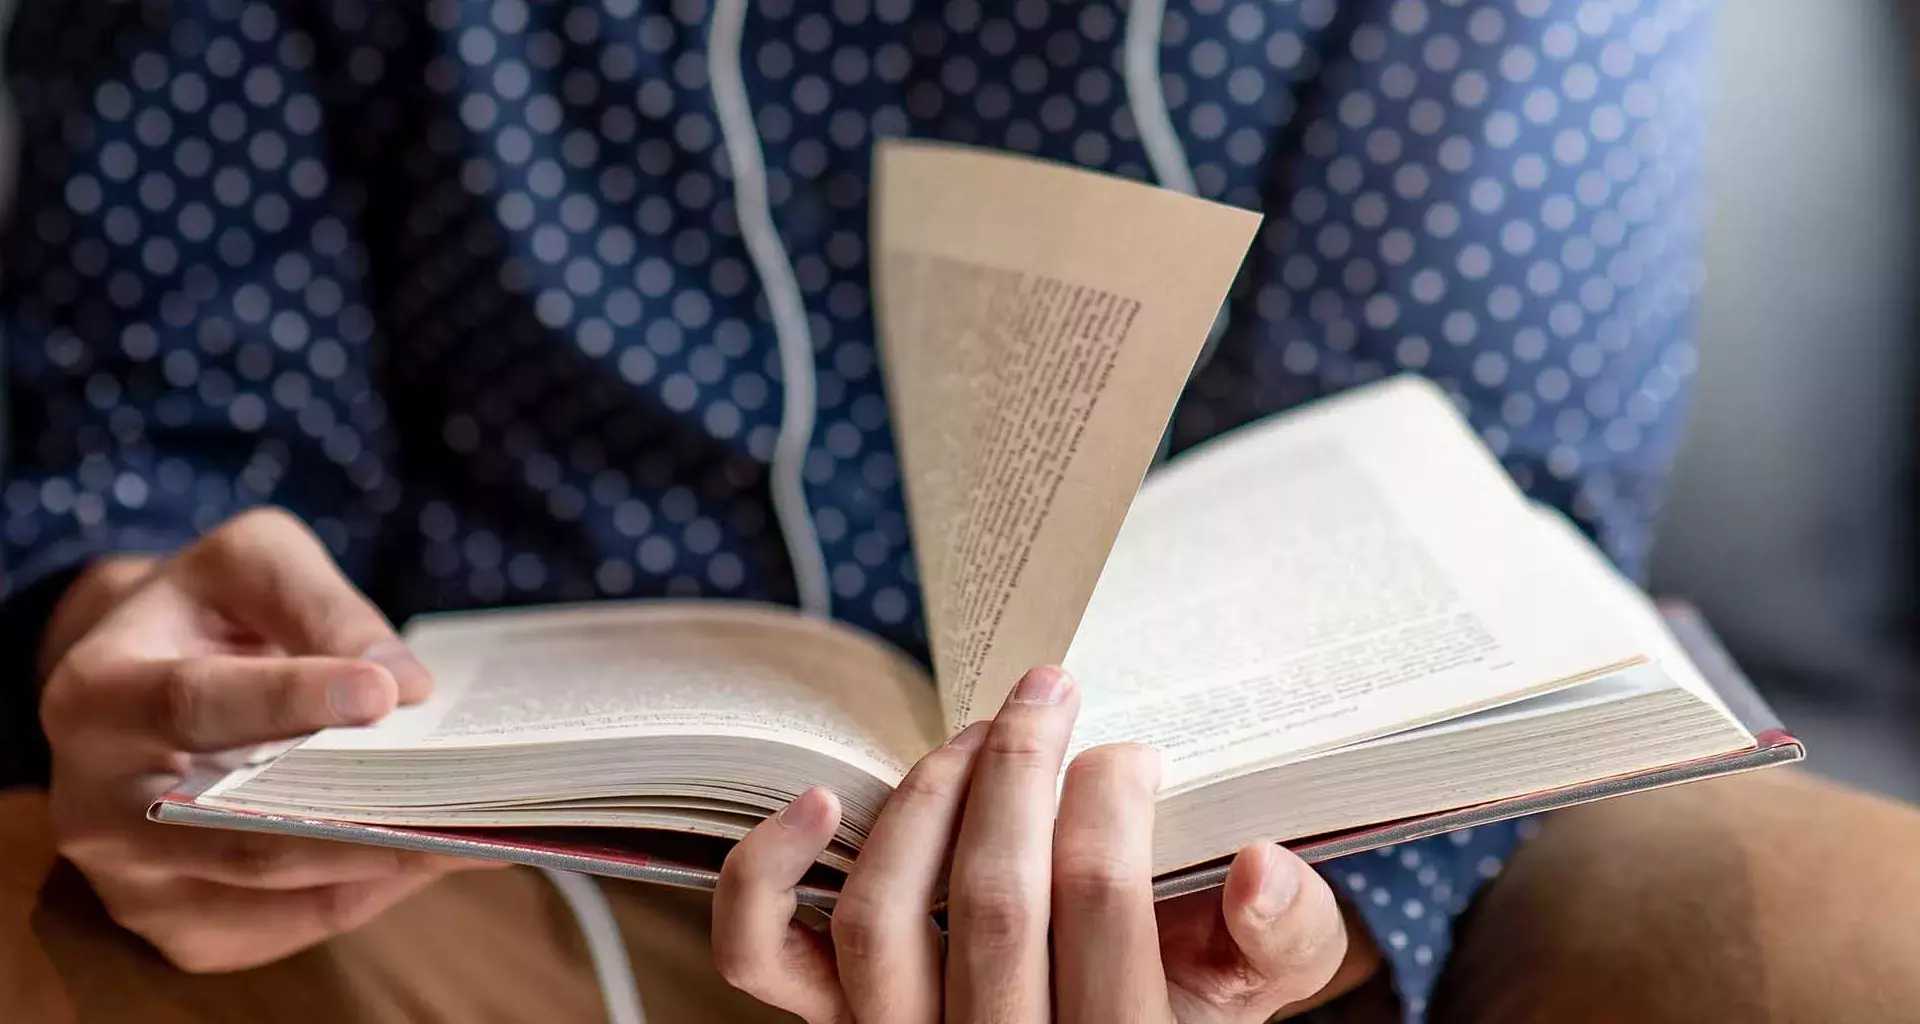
[39, 507, 492, 972]
[712, 665, 1363, 1022]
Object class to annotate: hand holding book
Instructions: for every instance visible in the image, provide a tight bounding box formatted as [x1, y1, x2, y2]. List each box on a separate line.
[38, 509, 499, 973]
[154, 141, 1801, 908]
[712, 666, 1360, 1024]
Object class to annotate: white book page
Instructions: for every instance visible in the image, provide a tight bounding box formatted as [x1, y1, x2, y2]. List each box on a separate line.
[1524, 503, 1743, 724]
[1062, 377, 1647, 790]
[279, 601, 944, 780]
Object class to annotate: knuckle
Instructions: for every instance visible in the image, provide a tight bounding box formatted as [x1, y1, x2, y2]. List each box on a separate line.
[41, 637, 129, 742]
[889, 752, 966, 805]
[37, 662, 87, 739]
[194, 512, 259, 563]
[309, 600, 382, 654]
[1066, 743, 1159, 794]
[981, 721, 1056, 771]
[161, 665, 214, 748]
[717, 842, 756, 889]
[228, 505, 306, 540]
[262, 667, 316, 733]
[188, 507, 303, 575]
[827, 893, 889, 961]
[951, 873, 1040, 951]
[1051, 849, 1143, 911]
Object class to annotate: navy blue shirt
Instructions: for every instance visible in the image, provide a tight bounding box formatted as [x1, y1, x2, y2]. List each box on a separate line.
[0, 1, 1711, 1017]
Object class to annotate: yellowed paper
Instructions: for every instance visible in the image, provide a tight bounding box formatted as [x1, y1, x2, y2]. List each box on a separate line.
[872, 140, 1262, 726]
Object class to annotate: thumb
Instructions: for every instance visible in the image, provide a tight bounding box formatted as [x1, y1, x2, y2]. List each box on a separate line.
[1165, 844, 1349, 1022]
[175, 508, 432, 702]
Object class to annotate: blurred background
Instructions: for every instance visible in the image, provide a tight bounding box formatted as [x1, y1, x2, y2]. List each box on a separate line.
[1648, 0, 1919, 800]
[1, 1, 1915, 798]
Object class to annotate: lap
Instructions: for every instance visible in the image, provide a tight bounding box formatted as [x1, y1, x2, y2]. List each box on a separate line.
[1431, 767, 1920, 1024]
[6, 769, 1915, 1023]
[0, 788, 790, 1024]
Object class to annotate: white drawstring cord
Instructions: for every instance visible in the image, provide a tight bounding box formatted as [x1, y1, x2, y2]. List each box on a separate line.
[539, 3, 836, 1021]
[1124, 0, 1229, 462]
[710, 0, 832, 621]
[541, 867, 647, 1024]
[1123, 0, 1199, 197]
[543, 2, 1209, 1012]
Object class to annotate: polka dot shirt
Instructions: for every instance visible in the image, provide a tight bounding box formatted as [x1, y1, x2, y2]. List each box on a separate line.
[0, 1, 1712, 1017]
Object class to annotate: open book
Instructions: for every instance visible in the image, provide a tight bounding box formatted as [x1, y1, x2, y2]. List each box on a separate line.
[155, 141, 1802, 900]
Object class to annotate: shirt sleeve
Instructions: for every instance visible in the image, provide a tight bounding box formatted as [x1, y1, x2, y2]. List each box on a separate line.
[0, 1, 400, 786]
[1243, 3, 1717, 1019]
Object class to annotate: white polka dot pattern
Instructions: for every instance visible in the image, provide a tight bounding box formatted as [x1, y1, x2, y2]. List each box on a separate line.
[1171, 0, 1713, 584]
[0, 2, 1715, 1018]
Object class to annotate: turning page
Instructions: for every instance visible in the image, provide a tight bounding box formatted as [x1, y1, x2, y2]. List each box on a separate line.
[872, 140, 1263, 726]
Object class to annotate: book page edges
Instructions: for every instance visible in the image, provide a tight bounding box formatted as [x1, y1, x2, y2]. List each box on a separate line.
[153, 727, 1799, 910]
[152, 603, 1800, 907]
[150, 794, 844, 911]
[1149, 730, 1803, 900]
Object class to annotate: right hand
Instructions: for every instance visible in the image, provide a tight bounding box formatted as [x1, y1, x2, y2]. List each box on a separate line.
[39, 507, 491, 972]
[712, 666, 1352, 1022]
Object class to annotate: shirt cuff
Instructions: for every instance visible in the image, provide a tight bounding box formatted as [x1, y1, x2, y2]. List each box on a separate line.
[1318, 817, 1531, 1023]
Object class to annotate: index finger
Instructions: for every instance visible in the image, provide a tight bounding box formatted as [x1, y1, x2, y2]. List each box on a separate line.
[100, 654, 399, 752]
[945, 666, 1081, 1023]
[175, 508, 431, 700]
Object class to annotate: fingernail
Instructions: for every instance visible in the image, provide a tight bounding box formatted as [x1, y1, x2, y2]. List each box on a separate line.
[362, 641, 428, 686]
[327, 672, 389, 722]
[1250, 845, 1300, 920]
[778, 788, 827, 829]
[1008, 666, 1072, 705]
[946, 721, 989, 751]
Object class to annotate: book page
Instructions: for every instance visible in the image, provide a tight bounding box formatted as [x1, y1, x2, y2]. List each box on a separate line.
[1525, 503, 1743, 724]
[872, 140, 1262, 727]
[1061, 377, 1647, 790]
[286, 601, 945, 781]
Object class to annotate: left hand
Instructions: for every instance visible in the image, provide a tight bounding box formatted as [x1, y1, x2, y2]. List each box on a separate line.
[711, 665, 1369, 1022]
